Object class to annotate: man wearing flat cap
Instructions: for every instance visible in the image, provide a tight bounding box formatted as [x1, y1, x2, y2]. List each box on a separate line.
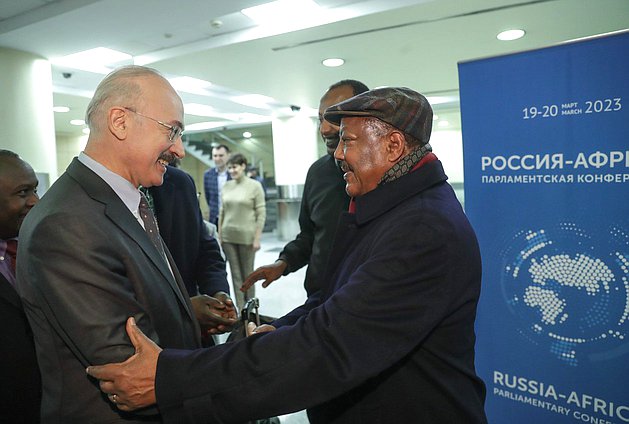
[88, 87, 488, 424]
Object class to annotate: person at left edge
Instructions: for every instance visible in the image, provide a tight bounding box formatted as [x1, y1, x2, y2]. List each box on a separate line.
[16, 65, 201, 423]
[148, 165, 237, 342]
[0, 150, 41, 423]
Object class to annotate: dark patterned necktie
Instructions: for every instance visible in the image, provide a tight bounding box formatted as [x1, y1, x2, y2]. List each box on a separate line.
[138, 193, 168, 263]
[139, 186, 155, 212]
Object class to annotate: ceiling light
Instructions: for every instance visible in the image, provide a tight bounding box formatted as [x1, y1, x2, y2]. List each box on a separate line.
[185, 121, 232, 132]
[82, 128, 91, 135]
[70, 119, 85, 126]
[497, 29, 526, 41]
[241, 0, 323, 26]
[232, 94, 275, 109]
[426, 96, 455, 105]
[184, 103, 216, 117]
[322, 58, 345, 67]
[169, 76, 212, 95]
[53, 106, 70, 113]
[243, 131, 252, 138]
[184, 104, 239, 120]
[237, 113, 273, 124]
[52, 47, 132, 74]
[437, 120, 450, 128]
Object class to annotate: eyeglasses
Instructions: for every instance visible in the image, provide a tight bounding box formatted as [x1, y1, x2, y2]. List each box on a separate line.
[124, 107, 184, 142]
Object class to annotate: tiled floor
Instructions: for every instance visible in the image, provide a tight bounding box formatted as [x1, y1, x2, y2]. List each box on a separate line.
[222, 231, 310, 424]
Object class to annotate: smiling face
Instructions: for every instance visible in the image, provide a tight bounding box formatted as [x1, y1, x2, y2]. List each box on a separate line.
[319, 85, 356, 156]
[0, 156, 39, 239]
[227, 163, 246, 180]
[334, 116, 397, 198]
[123, 76, 185, 188]
[212, 146, 229, 171]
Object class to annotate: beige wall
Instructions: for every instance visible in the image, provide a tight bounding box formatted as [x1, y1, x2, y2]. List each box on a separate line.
[178, 154, 211, 218]
[55, 133, 87, 176]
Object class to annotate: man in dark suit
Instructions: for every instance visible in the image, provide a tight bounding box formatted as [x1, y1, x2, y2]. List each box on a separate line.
[88, 87, 488, 423]
[0, 150, 41, 423]
[17, 65, 201, 423]
[243, 80, 368, 299]
[149, 165, 237, 340]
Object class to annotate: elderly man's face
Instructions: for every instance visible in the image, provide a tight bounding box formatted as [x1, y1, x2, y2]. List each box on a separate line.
[124, 76, 185, 188]
[334, 117, 392, 197]
[0, 157, 39, 239]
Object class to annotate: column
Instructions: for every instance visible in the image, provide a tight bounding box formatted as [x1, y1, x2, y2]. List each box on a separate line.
[271, 115, 319, 240]
[0, 47, 57, 187]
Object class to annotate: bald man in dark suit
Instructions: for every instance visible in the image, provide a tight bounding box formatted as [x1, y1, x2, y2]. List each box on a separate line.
[17, 66, 201, 423]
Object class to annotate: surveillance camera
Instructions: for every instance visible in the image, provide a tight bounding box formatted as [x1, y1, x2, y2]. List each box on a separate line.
[290, 105, 301, 112]
[62, 72, 72, 79]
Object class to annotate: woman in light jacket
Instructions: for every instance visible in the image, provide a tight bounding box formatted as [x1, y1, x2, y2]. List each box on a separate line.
[219, 153, 266, 310]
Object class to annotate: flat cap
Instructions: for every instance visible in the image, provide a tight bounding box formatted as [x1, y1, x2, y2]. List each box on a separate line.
[324, 86, 433, 145]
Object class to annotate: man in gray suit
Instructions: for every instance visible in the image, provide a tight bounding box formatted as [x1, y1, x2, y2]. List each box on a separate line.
[17, 66, 202, 423]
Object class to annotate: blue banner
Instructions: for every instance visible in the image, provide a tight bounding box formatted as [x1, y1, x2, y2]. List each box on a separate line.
[459, 31, 629, 424]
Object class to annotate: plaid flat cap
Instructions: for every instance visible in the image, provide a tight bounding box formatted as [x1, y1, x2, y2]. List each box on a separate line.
[324, 86, 433, 145]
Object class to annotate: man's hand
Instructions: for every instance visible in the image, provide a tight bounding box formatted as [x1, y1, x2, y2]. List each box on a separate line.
[241, 259, 288, 291]
[246, 322, 277, 337]
[191, 292, 238, 335]
[86, 317, 161, 412]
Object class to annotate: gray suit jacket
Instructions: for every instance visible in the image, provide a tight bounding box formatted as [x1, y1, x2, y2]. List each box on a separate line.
[17, 158, 201, 423]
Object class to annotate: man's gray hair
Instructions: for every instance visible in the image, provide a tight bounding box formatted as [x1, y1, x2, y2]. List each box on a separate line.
[85, 65, 164, 133]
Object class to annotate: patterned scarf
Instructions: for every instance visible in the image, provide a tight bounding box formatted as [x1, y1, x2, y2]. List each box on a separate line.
[379, 142, 432, 185]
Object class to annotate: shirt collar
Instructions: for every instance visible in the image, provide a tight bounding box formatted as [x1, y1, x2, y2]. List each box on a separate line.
[78, 151, 141, 214]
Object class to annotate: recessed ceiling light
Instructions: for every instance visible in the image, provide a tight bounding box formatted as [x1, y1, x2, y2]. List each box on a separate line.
[426, 96, 455, 105]
[433, 114, 439, 120]
[322, 58, 345, 67]
[184, 104, 239, 120]
[232, 94, 275, 109]
[53, 106, 70, 113]
[70, 119, 85, 126]
[497, 29, 526, 41]
[237, 113, 273, 124]
[437, 120, 450, 128]
[82, 128, 91, 135]
[243, 131, 252, 139]
[184, 103, 215, 117]
[185, 121, 232, 132]
[242, 0, 322, 25]
[52, 47, 132, 74]
[169, 76, 212, 95]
